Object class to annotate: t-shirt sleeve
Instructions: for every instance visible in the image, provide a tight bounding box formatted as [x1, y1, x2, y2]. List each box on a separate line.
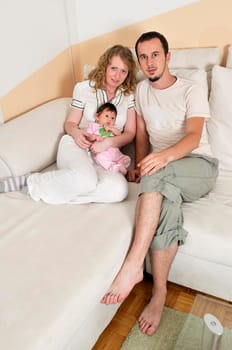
[135, 82, 143, 116]
[70, 82, 85, 110]
[186, 83, 210, 119]
[128, 93, 135, 110]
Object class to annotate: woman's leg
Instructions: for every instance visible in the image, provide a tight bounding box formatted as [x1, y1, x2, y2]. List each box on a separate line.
[69, 165, 129, 203]
[0, 174, 29, 192]
[0, 136, 128, 204]
[28, 135, 129, 204]
[27, 135, 98, 203]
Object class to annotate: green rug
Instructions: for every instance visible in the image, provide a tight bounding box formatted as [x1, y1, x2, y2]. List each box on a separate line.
[120, 307, 232, 350]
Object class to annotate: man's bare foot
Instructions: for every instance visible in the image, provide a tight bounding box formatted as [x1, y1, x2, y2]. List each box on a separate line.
[138, 286, 167, 336]
[101, 261, 143, 305]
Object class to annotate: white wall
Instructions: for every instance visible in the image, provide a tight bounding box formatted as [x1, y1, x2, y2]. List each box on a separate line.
[0, 0, 71, 97]
[0, 0, 198, 98]
[73, 0, 198, 43]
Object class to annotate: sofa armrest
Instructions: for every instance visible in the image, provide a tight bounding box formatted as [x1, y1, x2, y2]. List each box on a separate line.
[0, 98, 71, 179]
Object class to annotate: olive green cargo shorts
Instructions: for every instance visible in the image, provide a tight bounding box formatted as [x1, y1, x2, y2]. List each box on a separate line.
[139, 154, 219, 250]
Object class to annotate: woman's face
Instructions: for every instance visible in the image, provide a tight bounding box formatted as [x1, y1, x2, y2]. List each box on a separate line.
[105, 55, 129, 90]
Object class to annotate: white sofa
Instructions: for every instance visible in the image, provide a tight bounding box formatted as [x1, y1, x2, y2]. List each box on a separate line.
[0, 47, 232, 350]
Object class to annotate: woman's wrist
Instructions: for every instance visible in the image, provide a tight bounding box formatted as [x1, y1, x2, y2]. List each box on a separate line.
[69, 124, 80, 137]
[65, 121, 79, 136]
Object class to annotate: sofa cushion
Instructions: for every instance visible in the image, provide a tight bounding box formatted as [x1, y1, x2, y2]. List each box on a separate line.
[180, 169, 232, 265]
[0, 98, 71, 179]
[129, 46, 221, 69]
[208, 65, 232, 170]
[0, 181, 137, 350]
[226, 45, 232, 67]
[169, 47, 221, 71]
[170, 47, 221, 91]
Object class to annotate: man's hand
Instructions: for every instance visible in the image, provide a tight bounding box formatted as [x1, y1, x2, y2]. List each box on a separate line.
[127, 168, 141, 183]
[138, 151, 171, 176]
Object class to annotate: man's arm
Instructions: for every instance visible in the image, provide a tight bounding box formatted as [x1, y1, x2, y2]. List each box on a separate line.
[127, 114, 150, 182]
[136, 114, 150, 164]
[138, 116, 204, 177]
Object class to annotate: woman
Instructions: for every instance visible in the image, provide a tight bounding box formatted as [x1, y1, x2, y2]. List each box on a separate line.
[0, 45, 137, 204]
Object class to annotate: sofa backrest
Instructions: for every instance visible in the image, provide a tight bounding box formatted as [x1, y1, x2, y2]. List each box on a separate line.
[226, 45, 232, 67]
[0, 98, 71, 179]
[208, 64, 232, 171]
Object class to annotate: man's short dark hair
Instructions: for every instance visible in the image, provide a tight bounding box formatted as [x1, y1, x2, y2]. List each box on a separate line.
[135, 31, 169, 57]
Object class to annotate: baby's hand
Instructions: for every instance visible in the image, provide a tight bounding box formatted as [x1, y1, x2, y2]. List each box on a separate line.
[103, 126, 111, 132]
[86, 134, 96, 142]
[96, 135, 104, 142]
[104, 125, 121, 136]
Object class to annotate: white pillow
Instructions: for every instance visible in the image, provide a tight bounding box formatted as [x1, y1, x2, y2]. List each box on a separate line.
[83, 64, 95, 79]
[0, 98, 71, 179]
[226, 45, 232, 67]
[130, 46, 221, 69]
[208, 65, 232, 170]
[169, 47, 221, 70]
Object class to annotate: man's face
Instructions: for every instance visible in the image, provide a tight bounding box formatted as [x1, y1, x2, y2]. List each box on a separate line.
[137, 38, 170, 82]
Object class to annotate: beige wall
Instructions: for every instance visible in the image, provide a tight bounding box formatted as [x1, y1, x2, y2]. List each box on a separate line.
[1, 49, 74, 122]
[74, 0, 231, 80]
[1, 0, 231, 121]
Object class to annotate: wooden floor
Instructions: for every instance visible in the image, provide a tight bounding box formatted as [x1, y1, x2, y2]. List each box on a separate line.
[92, 274, 232, 350]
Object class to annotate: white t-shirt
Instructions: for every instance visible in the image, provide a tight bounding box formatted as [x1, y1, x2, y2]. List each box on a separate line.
[135, 77, 212, 156]
[71, 80, 135, 131]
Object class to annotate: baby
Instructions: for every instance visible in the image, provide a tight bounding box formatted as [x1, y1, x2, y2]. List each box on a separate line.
[87, 102, 131, 174]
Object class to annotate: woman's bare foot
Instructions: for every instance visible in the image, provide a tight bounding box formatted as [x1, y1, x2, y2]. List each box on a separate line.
[138, 286, 167, 336]
[101, 261, 143, 305]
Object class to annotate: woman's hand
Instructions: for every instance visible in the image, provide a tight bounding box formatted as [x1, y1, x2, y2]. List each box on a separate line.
[73, 128, 92, 149]
[90, 137, 111, 154]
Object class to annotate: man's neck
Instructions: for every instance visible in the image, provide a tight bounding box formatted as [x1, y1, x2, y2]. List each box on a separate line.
[150, 73, 177, 90]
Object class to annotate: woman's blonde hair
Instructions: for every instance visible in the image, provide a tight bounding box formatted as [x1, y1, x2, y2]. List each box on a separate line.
[88, 45, 137, 95]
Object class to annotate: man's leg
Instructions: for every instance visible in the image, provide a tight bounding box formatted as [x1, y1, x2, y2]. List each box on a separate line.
[101, 191, 163, 304]
[137, 155, 218, 335]
[138, 242, 178, 335]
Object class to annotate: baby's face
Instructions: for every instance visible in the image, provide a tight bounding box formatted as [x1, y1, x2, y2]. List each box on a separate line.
[97, 109, 116, 127]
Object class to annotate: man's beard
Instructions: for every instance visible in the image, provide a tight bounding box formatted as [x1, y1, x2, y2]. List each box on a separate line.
[148, 75, 161, 82]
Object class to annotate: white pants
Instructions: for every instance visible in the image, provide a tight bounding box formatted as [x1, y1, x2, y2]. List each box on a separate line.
[27, 135, 128, 204]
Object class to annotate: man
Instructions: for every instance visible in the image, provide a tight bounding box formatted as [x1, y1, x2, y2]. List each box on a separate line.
[101, 31, 218, 336]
